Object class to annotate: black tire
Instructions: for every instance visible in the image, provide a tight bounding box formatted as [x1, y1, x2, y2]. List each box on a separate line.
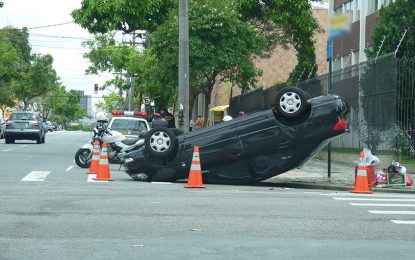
[145, 126, 177, 159]
[36, 134, 42, 144]
[75, 149, 91, 168]
[42, 134, 45, 143]
[5, 137, 10, 144]
[275, 87, 307, 118]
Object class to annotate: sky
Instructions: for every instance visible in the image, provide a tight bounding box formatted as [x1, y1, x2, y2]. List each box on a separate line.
[0, 0, 109, 109]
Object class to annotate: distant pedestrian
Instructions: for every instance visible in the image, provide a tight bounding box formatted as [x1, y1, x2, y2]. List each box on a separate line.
[194, 115, 203, 130]
[160, 108, 176, 128]
[189, 118, 195, 131]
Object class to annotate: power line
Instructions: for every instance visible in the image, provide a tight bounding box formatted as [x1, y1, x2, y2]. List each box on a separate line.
[28, 21, 74, 30]
[30, 33, 92, 40]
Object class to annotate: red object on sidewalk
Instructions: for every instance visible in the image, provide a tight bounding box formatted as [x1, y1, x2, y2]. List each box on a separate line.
[355, 166, 376, 188]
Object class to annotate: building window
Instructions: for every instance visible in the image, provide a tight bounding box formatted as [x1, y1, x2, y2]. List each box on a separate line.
[345, 0, 354, 19]
[354, 0, 360, 22]
[368, 0, 379, 14]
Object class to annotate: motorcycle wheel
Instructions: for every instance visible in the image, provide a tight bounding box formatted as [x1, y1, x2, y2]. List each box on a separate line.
[75, 149, 91, 168]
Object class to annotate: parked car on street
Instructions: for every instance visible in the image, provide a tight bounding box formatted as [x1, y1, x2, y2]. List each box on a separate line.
[46, 121, 54, 132]
[123, 87, 350, 184]
[4, 111, 46, 144]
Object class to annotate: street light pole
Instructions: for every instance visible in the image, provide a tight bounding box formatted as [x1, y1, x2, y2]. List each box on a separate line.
[178, 0, 189, 132]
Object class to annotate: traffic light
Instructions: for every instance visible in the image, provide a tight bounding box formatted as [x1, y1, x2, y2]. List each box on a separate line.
[94, 83, 99, 93]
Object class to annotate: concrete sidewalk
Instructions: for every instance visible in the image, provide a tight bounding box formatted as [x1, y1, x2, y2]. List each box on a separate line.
[263, 159, 415, 194]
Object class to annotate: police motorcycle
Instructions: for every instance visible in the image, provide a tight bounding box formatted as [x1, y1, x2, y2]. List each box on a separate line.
[74, 113, 145, 168]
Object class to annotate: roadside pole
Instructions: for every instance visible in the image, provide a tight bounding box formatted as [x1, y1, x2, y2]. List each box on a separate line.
[178, 0, 189, 132]
[327, 38, 333, 178]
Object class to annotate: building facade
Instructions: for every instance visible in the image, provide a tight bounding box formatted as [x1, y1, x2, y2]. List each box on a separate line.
[210, 7, 330, 108]
[329, 0, 396, 70]
[78, 90, 93, 117]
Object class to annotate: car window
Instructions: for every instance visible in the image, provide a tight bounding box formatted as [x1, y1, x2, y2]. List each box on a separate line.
[111, 119, 148, 132]
[11, 113, 34, 120]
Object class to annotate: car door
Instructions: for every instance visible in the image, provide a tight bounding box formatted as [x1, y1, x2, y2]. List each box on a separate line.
[237, 110, 296, 179]
[183, 120, 243, 167]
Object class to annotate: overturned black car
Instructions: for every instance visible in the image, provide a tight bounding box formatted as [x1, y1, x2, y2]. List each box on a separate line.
[123, 87, 349, 184]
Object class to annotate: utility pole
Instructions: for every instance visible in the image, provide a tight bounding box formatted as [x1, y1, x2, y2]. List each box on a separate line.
[327, 38, 333, 179]
[178, 0, 189, 132]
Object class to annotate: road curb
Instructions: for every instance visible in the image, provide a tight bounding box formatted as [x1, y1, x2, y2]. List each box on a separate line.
[261, 181, 415, 194]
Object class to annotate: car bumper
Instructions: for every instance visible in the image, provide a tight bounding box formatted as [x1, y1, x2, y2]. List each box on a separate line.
[5, 129, 41, 140]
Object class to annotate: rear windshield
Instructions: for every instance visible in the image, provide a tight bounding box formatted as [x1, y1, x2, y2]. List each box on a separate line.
[10, 113, 35, 120]
[111, 119, 148, 132]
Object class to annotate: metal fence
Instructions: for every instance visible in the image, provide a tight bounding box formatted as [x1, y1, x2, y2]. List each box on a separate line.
[229, 52, 415, 159]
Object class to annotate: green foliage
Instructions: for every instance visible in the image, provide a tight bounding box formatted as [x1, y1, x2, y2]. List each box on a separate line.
[95, 92, 126, 112]
[150, 0, 265, 102]
[366, 0, 414, 59]
[72, 0, 177, 33]
[66, 124, 94, 132]
[11, 54, 58, 109]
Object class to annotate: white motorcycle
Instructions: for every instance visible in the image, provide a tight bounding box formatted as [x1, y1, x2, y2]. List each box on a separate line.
[75, 126, 145, 168]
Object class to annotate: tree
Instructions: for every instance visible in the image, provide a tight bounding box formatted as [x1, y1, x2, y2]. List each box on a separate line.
[365, 0, 414, 59]
[12, 54, 58, 110]
[0, 27, 31, 110]
[51, 90, 84, 126]
[149, 0, 265, 120]
[72, 0, 176, 34]
[95, 92, 126, 112]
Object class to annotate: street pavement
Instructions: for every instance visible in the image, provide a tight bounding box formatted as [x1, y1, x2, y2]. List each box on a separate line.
[264, 159, 415, 194]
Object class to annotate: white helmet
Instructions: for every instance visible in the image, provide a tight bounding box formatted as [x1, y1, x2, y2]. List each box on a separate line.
[96, 111, 108, 122]
[223, 115, 233, 122]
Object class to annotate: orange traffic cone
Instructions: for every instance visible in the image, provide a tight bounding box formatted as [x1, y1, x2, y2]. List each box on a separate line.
[87, 140, 100, 174]
[350, 151, 372, 194]
[185, 146, 205, 188]
[93, 142, 113, 181]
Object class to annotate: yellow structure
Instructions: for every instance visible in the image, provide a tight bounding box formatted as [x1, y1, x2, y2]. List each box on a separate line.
[209, 105, 229, 125]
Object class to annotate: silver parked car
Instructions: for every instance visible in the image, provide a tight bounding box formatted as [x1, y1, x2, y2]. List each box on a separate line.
[4, 111, 46, 144]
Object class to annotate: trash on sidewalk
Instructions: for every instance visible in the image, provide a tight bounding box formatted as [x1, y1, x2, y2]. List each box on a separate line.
[353, 149, 378, 188]
[386, 161, 407, 188]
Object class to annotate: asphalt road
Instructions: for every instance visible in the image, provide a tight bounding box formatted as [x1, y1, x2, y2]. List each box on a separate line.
[1, 131, 415, 259]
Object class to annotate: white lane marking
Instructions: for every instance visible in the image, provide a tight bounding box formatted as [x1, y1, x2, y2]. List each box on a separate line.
[65, 165, 74, 172]
[21, 171, 50, 182]
[334, 197, 415, 202]
[3, 149, 11, 152]
[391, 220, 415, 225]
[87, 174, 96, 182]
[20, 145, 27, 148]
[369, 210, 415, 215]
[151, 182, 173, 185]
[322, 193, 415, 198]
[87, 174, 108, 182]
[350, 203, 415, 207]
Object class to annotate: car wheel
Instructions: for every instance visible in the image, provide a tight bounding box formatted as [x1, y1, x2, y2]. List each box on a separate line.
[275, 87, 307, 118]
[5, 137, 10, 144]
[145, 126, 177, 159]
[36, 134, 42, 144]
[42, 134, 46, 143]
